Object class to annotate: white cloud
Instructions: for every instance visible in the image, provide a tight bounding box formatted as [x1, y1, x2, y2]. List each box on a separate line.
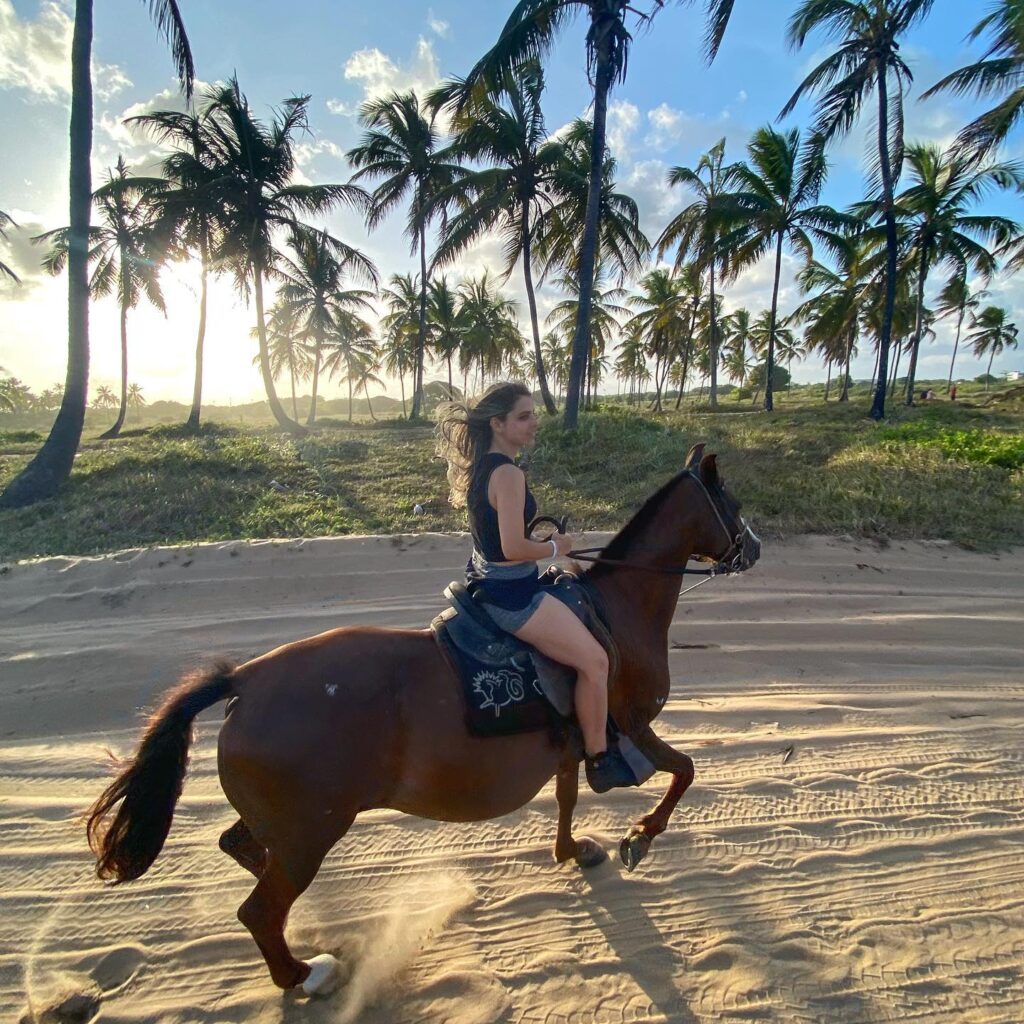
[0, 0, 130, 102]
[426, 9, 450, 38]
[606, 100, 640, 162]
[329, 36, 443, 111]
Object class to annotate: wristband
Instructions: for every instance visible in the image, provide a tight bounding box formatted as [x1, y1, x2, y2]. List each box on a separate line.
[549, 538, 558, 559]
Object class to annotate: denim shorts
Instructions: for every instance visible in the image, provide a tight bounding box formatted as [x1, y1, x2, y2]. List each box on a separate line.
[468, 551, 545, 633]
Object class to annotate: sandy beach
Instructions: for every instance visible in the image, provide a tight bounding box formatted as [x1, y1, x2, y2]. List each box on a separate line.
[2, 532, 1022, 1024]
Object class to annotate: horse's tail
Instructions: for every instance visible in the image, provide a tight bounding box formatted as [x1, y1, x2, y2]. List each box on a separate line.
[86, 662, 235, 883]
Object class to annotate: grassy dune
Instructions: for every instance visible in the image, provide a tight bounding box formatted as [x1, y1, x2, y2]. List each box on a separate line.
[1, 389, 1022, 560]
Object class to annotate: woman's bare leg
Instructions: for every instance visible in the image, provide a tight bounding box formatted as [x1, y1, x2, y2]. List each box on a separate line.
[513, 595, 609, 755]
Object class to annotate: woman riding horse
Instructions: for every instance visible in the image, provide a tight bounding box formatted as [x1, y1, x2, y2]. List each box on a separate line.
[85, 421, 759, 996]
[436, 381, 634, 792]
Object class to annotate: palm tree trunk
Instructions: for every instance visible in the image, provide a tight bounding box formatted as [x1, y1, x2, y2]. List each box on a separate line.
[870, 344, 880, 393]
[986, 350, 994, 391]
[889, 341, 902, 398]
[411, 223, 428, 420]
[824, 359, 832, 401]
[399, 372, 407, 417]
[1, 0, 92, 507]
[446, 354, 453, 399]
[870, 63, 899, 421]
[904, 244, 929, 405]
[253, 267, 305, 435]
[101, 298, 129, 438]
[947, 303, 965, 392]
[348, 378, 354, 421]
[289, 352, 298, 421]
[563, 33, 613, 429]
[709, 267, 719, 408]
[522, 215, 556, 414]
[365, 386, 376, 421]
[186, 258, 208, 430]
[840, 327, 855, 402]
[763, 232, 785, 413]
[307, 321, 323, 425]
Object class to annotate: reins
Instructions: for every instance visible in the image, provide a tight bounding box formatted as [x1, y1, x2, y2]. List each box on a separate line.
[541, 471, 753, 597]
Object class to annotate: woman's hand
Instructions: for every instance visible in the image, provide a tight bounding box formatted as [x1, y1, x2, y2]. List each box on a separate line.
[553, 531, 575, 558]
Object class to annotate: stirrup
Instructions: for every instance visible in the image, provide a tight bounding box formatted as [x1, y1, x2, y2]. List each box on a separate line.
[585, 747, 636, 793]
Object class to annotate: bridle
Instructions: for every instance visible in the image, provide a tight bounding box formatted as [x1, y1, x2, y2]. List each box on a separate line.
[530, 470, 758, 596]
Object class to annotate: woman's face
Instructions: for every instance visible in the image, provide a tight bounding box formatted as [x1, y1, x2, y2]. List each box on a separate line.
[494, 395, 538, 449]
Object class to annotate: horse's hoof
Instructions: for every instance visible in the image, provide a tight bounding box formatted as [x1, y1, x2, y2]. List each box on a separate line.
[574, 836, 608, 869]
[301, 954, 340, 997]
[619, 830, 652, 873]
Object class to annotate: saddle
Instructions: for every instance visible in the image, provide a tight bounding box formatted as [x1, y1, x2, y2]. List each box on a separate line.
[431, 571, 655, 784]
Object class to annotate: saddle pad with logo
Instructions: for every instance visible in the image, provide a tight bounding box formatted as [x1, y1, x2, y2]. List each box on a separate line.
[435, 625, 557, 737]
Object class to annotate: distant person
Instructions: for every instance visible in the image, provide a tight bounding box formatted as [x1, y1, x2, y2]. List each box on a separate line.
[950, 384, 957, 401]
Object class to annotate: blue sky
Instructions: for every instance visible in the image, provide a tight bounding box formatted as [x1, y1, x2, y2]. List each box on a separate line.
[1, 0, 1021, 404]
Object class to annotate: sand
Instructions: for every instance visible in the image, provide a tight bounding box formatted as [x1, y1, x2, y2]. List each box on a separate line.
[1, 532, 1022, 1024]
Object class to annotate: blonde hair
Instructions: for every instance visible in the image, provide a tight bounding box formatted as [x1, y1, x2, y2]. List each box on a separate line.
[435, 381, 532, 508]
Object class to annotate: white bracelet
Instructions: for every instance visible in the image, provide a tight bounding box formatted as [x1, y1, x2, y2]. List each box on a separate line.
[549, 538, 558, 559]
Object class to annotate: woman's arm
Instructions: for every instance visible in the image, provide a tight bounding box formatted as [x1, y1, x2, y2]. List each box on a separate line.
[490, 464, 571, 561]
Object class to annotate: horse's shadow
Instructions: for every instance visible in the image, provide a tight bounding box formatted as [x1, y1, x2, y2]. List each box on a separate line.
[575, 855, 701, 1024]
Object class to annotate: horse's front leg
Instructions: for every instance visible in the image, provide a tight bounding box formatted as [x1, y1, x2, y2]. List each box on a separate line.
[553, 757, 606, 868]
[619, 726, 695, 872]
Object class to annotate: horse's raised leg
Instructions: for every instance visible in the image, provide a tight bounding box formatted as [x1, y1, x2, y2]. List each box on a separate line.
[219, 818, 268, 878]
[619, 727, 695, 872]
[237, 827, 347, 995]
[554, 758, 607, 868]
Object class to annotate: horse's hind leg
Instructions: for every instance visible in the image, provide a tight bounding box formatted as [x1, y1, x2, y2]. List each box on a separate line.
[619, 726, 695, 873]
[554, 757, 606, 868]
[237, 821, 351, 993]
[219, 818, 267, 878]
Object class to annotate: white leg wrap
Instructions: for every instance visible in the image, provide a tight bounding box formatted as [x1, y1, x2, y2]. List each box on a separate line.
[302, 953, 340, 996]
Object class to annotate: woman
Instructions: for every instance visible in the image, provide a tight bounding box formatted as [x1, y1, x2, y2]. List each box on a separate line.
[436, 381, 634, 793]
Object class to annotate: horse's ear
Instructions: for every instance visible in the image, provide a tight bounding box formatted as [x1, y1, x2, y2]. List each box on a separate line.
[699, 453, 719, 488]
[684, 443, 706, 470]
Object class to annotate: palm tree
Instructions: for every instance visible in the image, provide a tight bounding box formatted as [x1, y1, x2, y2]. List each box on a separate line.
[1, 0, 193, 508]
[546, 270, 628, 408]
[1, 210, 20, 283]
[128, 105, 227, 430]
[321, 316, 380, 421]
[197, 78, 368, 436]
[126, 382, 146, 418]
[623, 268, 689, 410]
[937, 274, 988, 392]
[275, 225, 377, 425]
[347, 91, 465, 420]
[969, 305, 1019, 389]
[791, 228, 874, 402]
[91, 385, 117, 410]
[889, 142, 1018, 404]
[657, 139, 744, 408]
[923, 1, 1024, 161]
[380, 273, 421, 416]
[542, 331, 571, 403]
[613, 327, 649, 404]
[750, 309, 797, 400]
[0, 373, 33, 413]
[430, 60, 560, 413]
[723, 126, 841, 411]
[353, 351, 385, 421]
[427, 276, 467, 399]
[252, 301, 313, 421]
[461, 0, 739, 428]
[723, 308, 754, 397]
[782, 0, 936, 421]
[459, 273, 524, 388]
[36, 156, 168, 439]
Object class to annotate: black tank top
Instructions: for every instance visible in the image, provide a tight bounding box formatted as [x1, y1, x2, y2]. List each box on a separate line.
[468, 452, 538, 561]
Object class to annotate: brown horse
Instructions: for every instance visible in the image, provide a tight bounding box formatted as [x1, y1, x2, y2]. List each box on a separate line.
[86, 443, 759, 995]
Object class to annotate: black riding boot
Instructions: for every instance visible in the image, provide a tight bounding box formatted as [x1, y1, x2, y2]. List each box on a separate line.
[585, 744, 636, 793]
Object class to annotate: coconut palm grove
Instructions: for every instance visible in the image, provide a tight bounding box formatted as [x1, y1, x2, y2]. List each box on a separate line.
[1, 0, 1023, 509]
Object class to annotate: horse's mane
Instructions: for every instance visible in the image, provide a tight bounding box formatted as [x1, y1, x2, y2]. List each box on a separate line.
[581, 469, 692, 580]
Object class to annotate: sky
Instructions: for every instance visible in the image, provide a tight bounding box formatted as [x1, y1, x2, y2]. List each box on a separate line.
[1, 0, 1022, 406]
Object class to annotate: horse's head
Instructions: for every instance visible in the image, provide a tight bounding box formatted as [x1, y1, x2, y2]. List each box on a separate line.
[683, 443, 760, 574]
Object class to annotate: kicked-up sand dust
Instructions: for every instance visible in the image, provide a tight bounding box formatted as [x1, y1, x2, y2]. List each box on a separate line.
[1, 532, 1022, 1023]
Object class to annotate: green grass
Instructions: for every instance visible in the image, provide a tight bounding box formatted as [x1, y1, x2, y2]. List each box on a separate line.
[1, 396, 1022, 560]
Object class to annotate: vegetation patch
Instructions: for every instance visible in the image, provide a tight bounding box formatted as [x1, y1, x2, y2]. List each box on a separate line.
[2, 399, 1021, 560]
